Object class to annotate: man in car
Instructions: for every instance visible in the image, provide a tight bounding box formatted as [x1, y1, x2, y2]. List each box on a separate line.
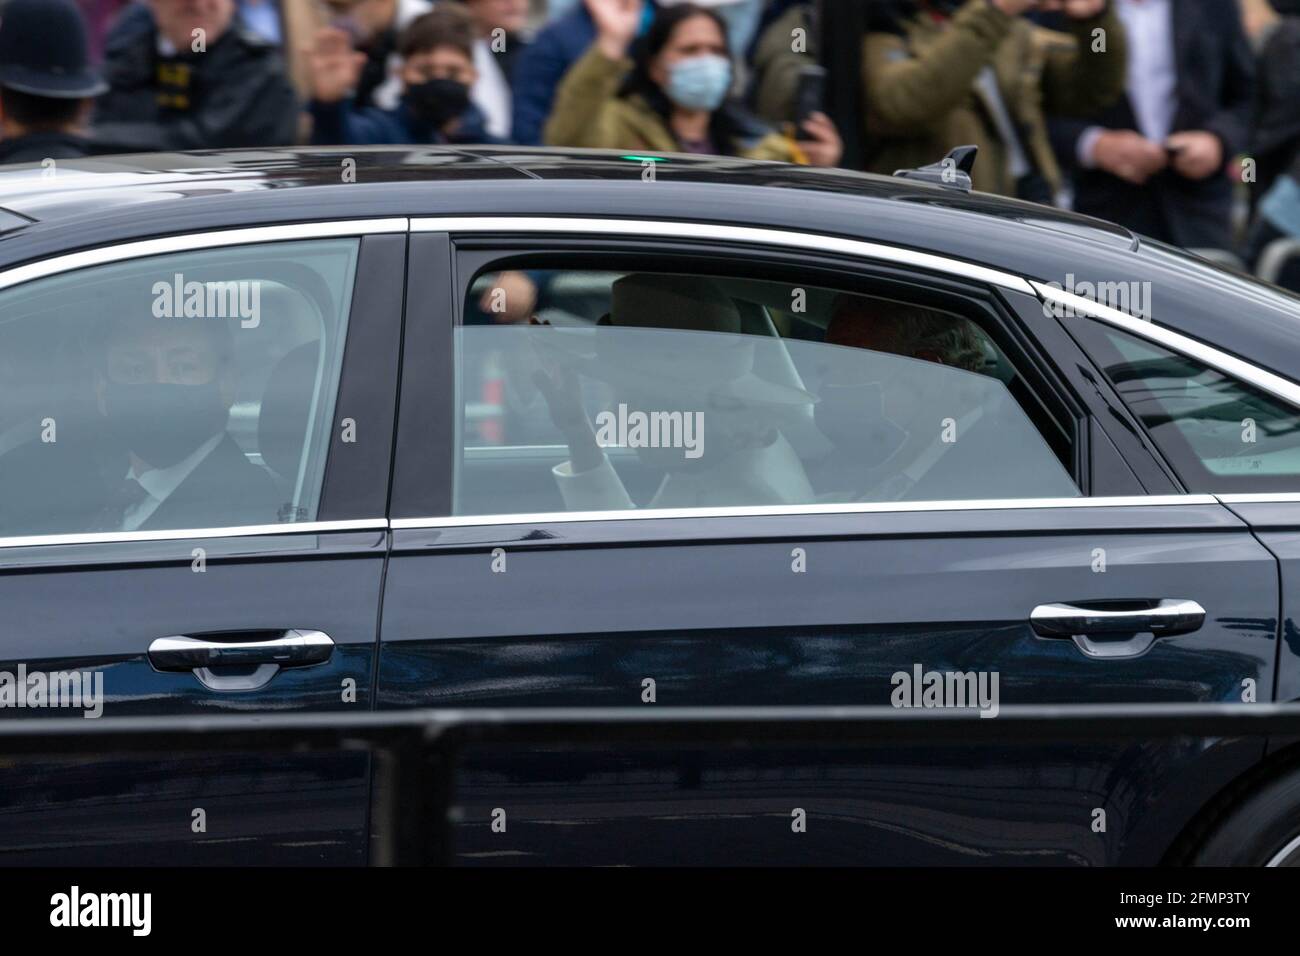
[816, 297, 1075, 502]
[91, 308, 281, 532]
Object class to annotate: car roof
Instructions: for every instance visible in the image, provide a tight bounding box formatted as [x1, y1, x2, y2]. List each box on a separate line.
[0, 144, 1134, 244]
[5, 146, 1298, 389]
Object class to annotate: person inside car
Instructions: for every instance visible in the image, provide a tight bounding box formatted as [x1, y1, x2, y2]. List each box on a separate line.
[533, 273, 817, 511]
[309, 5, 502, 145]
[543, 0, 841, 164]
[91, 309, 280, 532]
[815, 296, 1073, 502]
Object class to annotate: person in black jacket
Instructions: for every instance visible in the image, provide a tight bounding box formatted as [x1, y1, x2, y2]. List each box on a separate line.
[93, 0, 298, 152]
[91, 309, 281, 533]
[1048, 0, 1255, 250]
[0, 0, 107, 165]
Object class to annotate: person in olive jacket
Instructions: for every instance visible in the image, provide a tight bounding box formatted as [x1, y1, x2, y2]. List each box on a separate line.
[92, 0, 298, 152]
[862, 0, 1127, 200]
[544, 0, 841, 164]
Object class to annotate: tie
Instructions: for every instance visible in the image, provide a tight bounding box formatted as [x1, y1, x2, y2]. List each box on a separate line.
[95, 477, 153, 532]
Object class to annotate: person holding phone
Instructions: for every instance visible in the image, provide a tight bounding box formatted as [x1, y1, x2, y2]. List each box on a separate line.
[861, 0, 1126, 200]
[543, 0, 842, 165]
[1048, 0, 1254, 249]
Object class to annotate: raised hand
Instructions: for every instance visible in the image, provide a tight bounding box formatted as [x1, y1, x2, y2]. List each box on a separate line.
[305, 26, 366, 104]
[586, 0, 643, 60]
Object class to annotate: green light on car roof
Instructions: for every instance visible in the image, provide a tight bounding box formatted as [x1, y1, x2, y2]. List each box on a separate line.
[621, 155, 666, 163]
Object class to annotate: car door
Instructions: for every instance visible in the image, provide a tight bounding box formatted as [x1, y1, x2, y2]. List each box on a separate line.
[0, 221, 404, 864]
[378, 221, 1275, 866]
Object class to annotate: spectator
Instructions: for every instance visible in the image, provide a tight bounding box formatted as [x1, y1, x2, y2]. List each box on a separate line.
[1242, 0, 1300, 205]
[451, 0, 531, 141]
[544, 0, 841, 164]
[512, 0, 659, 146]
[1246, 153, 1300, 290]
[93, 0, 298, 151]
[0, 0, 108, 164]
[299, 0, 432, 111]
[862, 0, 1125, 201]
[750, 0, 814, 125]
[1049, 0, 1254, 249]
[309, 6, 500, 144]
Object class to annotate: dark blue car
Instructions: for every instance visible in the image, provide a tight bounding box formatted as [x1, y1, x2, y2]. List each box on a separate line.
[1, 146, 1299, 865]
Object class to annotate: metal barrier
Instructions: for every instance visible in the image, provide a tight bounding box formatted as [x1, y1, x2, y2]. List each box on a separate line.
[3, 703, 1300, 865]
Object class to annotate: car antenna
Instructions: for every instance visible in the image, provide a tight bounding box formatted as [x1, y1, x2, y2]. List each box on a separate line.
[892, 145, 977, 191]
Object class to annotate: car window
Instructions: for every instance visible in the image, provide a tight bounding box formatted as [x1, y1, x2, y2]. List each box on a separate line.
[0, 239, 357, 537]
[1080, 322, 1300, 491]
[455, 268, 1079, 517]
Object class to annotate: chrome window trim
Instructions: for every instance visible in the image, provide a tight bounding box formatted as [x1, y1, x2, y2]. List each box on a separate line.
[1033, 281, 1300, 410]
[1217, 493, 1300, 504]
[392, 495, 1218, 530]
[411, 216, 1036, 293]
[0, 518, 387, 551]
[0, 496, 1233, 548]
[0, 218, 409, 292]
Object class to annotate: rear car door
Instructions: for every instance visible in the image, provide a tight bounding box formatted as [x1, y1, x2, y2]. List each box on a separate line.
[0, 221, 404, 863]
[379, 220, 1275, 865]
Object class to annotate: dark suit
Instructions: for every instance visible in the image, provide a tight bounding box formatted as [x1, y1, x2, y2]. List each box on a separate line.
[137, 434, 282, 531]
[1048, 0, 1254, 250]
[0, 433, 114, 536]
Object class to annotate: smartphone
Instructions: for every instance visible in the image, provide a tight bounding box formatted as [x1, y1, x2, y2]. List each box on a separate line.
[793, 65, 827, 141]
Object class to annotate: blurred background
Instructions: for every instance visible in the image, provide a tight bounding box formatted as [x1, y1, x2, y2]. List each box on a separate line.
[0, 0, 1296, 288]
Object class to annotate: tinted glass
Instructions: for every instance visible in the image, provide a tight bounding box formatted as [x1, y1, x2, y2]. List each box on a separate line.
[0, 239, 357, 536]
[455, 269, 1078, 516]
[1083, 322, 1300, 490]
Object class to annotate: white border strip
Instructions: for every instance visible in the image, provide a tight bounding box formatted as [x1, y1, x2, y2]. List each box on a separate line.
[411, 216, 1035, 293]
[391, 495, 1218, 530]
[1218, 493, 1300, 504]
[0, 518, 387, 551]
[0, 218, 409, 292]
[1034, 281, 1300, 410]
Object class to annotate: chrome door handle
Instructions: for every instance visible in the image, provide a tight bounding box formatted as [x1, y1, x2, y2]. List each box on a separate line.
[148, 629, 334, 688]
[1029, 600, 1205, 659]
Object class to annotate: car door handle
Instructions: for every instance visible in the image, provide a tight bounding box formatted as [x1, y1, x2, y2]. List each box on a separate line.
[148, 630, 334, 688]
[1029, 600, 1205, 659]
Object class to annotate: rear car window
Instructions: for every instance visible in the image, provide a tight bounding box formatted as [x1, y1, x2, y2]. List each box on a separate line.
[0, 239, 357, 537]
[454, 268, 1079, 517]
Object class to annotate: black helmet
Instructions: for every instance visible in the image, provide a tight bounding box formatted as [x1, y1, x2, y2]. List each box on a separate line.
[0, 0, 108, 98]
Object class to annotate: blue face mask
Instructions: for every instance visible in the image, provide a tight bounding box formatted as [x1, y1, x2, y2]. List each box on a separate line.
[665, 54, 732, 112]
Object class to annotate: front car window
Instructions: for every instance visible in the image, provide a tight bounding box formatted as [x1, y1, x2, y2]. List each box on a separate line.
[455, 268, 1079, 517]
[0, 239, 357, 537]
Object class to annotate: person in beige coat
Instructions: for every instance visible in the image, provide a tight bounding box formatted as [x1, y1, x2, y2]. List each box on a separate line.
[544, 0, 841, 164]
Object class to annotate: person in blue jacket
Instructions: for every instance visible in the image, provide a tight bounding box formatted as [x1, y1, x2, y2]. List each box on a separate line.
[308, 4, 500, 146]
[510, 0, 659, 146]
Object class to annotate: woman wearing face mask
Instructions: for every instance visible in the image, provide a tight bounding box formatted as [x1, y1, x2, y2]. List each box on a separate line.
[544, 0, 841, 164]
[308, 6, 505, 145]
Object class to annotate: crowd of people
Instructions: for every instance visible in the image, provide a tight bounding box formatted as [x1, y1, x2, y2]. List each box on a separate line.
[0, 0, 1297, 278]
